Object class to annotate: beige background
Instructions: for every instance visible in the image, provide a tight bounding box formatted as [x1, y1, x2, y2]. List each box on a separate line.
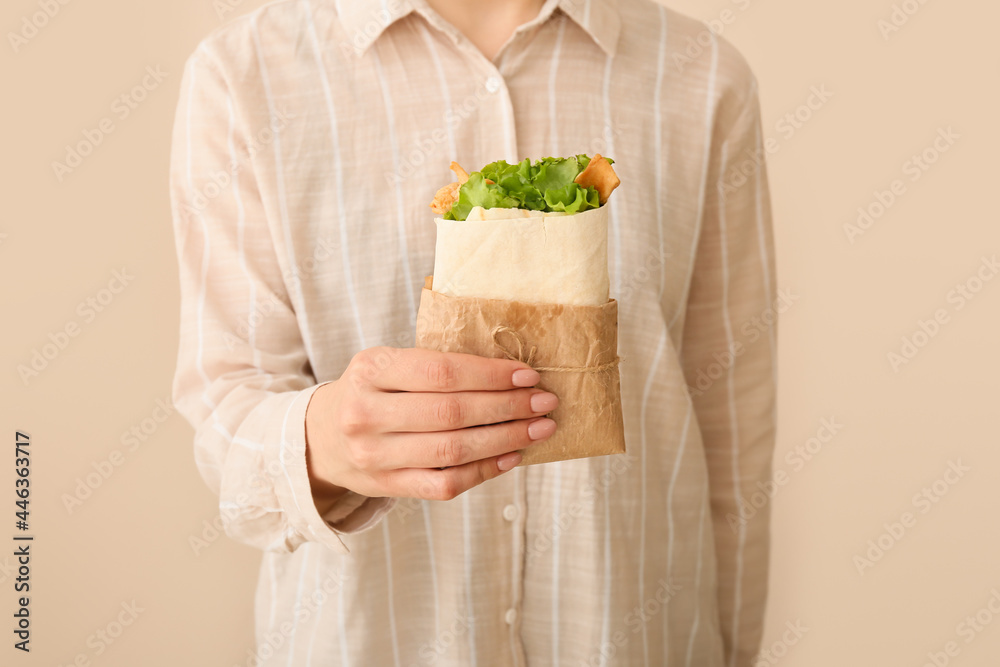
[2, 0, 998, 665]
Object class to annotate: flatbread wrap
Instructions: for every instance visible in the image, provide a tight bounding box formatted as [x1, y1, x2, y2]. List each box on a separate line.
[416, 155, 626, 465]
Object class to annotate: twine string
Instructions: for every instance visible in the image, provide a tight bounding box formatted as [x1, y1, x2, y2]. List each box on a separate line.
[490, 325, 620, 374]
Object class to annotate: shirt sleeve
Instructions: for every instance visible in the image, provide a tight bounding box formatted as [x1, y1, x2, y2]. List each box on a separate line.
[168, 48, 395, 555]
[680, 78, 777, 667]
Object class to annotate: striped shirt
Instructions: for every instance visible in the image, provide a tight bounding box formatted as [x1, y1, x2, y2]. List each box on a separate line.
[168, 0, 777, 665]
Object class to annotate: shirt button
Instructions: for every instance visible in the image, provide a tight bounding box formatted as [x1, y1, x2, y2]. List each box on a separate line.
[504, 608, 517, 625]
[485, 76, 501, 94]
[502, 504, 518, 522]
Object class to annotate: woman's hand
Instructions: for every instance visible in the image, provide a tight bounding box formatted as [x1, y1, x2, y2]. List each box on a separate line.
[305, 347, 558, 508]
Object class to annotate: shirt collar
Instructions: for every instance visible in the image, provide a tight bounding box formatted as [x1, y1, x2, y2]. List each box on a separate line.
[338, 0, 620, 58]
[336, 0, 416, 57]
[556, 0, 621, 57]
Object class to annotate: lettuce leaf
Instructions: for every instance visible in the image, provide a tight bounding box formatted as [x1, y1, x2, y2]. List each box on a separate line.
[444, 155, 612, 221]
[543, 183, 600, 213]
[445, 172, 520, 221]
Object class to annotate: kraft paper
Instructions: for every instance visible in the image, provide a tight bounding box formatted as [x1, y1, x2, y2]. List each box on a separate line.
[414, 279, 626, 466]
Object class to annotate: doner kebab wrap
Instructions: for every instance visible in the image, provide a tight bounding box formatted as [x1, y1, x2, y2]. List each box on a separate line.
[415, 155, 626, 465]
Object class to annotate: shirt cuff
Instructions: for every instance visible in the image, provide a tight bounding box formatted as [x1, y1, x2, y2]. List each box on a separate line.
[271, 381, 396, 554]
[325, 492, 397, 533]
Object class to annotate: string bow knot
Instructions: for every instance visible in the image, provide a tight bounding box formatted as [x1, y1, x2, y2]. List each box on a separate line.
[490, 325, 621, 374]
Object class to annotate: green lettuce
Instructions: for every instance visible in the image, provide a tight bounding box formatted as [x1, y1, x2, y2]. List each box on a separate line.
[443, 155, 613, 221]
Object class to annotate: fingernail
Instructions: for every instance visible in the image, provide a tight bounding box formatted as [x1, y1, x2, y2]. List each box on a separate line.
[530, 392, 558, 413]
[497, 451, 522, 471]
[527, 418, 556, 441]
[512, 368, 541, 387]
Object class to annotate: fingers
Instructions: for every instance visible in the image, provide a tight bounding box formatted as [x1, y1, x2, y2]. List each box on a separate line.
[377, 389, 559, 433]
[328, 346, 559, 502]
[352, 347, 541, 393]
[383, 450, 526, 501]
[375, 417, 557, 469]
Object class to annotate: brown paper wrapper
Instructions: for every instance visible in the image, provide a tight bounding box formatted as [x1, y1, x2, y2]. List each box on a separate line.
[415, 277, 626, 466]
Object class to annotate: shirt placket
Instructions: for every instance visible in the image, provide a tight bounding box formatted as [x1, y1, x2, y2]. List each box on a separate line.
[454, 35, 526, 667]
[475, 62, 526, 667]
[503, 466, 529, 667]
[411, 10, 529, 664]
[414, 6, 523, 164]
[469, 54, 520, 165]
[476, 60, 528, 667]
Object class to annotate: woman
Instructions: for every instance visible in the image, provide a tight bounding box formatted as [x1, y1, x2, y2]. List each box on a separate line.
[169, 0, 777, 664]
